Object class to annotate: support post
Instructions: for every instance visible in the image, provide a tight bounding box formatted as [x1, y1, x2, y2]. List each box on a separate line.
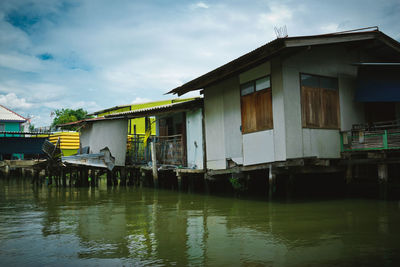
[61, 168, 66, 187]
[120, 167, 127, 187]
[286, 174, 294, 201]
[177, 172, 182, 191]
[378, 164, 388, 199]
[107, 170, 112, 187]
[204, 174, 210, 194]
[151, 141, 158, 188]
[268, 166, 276, 200]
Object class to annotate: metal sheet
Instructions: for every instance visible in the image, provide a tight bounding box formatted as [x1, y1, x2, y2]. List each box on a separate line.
[62, 147, 115, 170]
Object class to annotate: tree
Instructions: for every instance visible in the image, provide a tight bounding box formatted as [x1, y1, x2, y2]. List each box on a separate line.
[51, 108, 91, 130]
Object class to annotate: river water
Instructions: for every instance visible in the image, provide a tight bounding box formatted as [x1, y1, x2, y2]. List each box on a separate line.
[1, 178, 400, 266]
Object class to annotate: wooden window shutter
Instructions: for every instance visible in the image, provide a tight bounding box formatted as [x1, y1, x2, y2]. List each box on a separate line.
[241, 93, 257, 133]
[255, 89, 273, 130]
[301, 86, 321, 127]
[321, 88, 340, 128]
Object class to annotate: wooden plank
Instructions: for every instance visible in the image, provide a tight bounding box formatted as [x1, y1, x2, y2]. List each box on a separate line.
[241, 93, 256, 133]
[301, 86, 321, 127]
[255, 89, 273, 130]
[321, 88, 340, 128]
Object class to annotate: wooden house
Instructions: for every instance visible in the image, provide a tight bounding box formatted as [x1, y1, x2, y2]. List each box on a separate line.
[89, 98, 196, 136]
[106, 98, 204, 170]
[167, 28, 400, 178]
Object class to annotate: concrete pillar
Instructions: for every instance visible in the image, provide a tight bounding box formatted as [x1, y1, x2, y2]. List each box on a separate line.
[378, 164, 388, 199]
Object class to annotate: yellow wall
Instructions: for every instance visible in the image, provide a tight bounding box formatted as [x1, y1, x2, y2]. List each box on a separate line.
[97, 98, 195, 135]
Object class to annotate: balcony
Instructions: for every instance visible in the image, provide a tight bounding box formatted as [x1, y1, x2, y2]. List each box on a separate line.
[127, 134, 185, 166]
[340, 120, 400, 152]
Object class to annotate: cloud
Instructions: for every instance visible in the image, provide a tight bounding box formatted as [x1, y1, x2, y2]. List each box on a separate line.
[0, 0, 399, 127]
[0, 92, 33, 109]
[191, 2, 209, 9]
[132, 97, 152, 104]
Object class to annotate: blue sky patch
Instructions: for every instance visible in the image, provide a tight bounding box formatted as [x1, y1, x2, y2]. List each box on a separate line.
[37, 53, 54, 61]
[5, 10, 40, 32]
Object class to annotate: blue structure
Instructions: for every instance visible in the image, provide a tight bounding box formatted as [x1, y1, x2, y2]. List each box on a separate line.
[0, 105, 28, 159]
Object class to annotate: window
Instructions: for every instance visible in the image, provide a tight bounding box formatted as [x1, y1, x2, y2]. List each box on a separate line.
[300, 74, 340, 129]
[240, 76, 273, 133]
[0, 124, 4, 132]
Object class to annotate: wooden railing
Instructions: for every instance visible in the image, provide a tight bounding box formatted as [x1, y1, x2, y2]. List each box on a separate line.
[340, 121, 400, 152]
[126, 134, 184, 166]
[155, 135, 184, 166]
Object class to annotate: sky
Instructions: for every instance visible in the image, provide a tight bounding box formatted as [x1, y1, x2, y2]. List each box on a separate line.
[0, 0, 399, 127]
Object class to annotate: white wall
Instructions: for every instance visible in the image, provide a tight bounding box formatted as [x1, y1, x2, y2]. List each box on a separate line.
[281, 44, 365, 159]
[186, 108, 204, 169]
[204, 76, 242, 169]
[80, 119, 128, 166]
[243, 130, 275, 165]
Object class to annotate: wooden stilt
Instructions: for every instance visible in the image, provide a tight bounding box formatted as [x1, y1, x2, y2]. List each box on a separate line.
[378, 164, 388, 199]
[120, 168, 127, 187]
[107, 170, 112, 187]
[151, 142, 158, 188]
[204, 174, 210, 194]
[177, 173, 182, 191]
[286, 174, 294, 201]
[268, 166, 276, 200]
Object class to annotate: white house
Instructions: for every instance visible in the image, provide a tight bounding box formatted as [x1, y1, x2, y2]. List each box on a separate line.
[168, 29, 400, 172]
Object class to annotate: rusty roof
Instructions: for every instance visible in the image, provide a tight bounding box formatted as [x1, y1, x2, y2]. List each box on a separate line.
[168, 28, 400, 96]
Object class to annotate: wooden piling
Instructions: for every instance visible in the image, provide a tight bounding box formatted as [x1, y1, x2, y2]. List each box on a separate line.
[378, 164, 388, 199]
[120, 167, 127, 187]
[177, 173, 182, 191]
[268, 166, 276, 200]
[151, 141, 158, 188]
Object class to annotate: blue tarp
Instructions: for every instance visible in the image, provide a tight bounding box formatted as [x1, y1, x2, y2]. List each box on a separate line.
[355, 66, 400, 102]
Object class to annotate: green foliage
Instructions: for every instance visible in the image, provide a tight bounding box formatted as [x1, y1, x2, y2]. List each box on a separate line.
[229, 177, 247, 191]
[51, 108, 91, 130]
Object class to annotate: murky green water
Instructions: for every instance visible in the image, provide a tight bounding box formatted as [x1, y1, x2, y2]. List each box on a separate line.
[1, 178, 400, 266]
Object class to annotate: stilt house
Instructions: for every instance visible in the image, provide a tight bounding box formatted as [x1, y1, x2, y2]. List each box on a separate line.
[106, 98, 204, 170]
[168, 28, 400, 175]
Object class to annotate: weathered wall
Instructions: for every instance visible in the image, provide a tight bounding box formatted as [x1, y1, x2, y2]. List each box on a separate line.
[243, 130, 275, 165]
[204, 76, 242, 169]
[281, 44, 366, 159]
[239, 61, 277, 165]
[186, 108, 204, 169]
[80, 119, 128, 166]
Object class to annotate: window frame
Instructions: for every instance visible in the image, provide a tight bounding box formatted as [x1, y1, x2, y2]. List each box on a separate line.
[299, 73, 340, 129]
[240, 75, 273, 134]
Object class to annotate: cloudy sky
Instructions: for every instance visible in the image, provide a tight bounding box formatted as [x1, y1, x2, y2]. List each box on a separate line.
[0, 0, 399, 127]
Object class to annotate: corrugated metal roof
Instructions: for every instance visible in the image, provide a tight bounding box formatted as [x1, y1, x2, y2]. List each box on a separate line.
[57, 116, 125, 127]
[89, 97, 197, 116]
[168, 29, 400, 96]
[105, 98, 203, 119]
[0, 105, 27, 122]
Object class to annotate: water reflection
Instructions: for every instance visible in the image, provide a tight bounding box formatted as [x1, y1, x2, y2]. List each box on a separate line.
[1, 179, 400, 266]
